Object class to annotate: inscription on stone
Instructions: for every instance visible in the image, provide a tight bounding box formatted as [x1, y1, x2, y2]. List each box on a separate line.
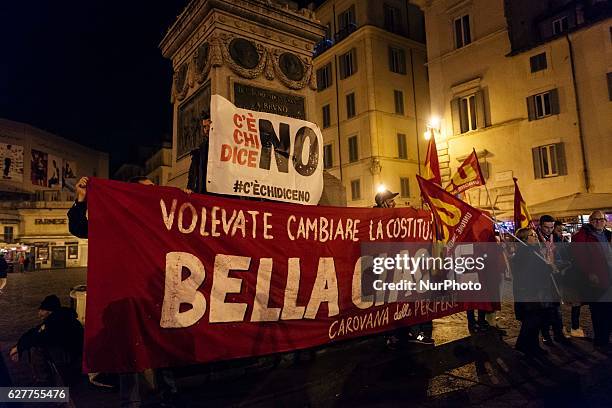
[233, 83, 305, 119]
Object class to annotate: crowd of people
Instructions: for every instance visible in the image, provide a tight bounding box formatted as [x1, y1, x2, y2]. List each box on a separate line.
[1, 109, 609, 406]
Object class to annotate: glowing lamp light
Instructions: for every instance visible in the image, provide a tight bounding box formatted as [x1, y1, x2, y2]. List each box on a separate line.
[428, 116, 441, 129]
[376, 185, 387, 194]
[424, 130, 432, 141]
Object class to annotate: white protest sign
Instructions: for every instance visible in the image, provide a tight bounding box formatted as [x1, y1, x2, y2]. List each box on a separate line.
[207, 94, 323, 205]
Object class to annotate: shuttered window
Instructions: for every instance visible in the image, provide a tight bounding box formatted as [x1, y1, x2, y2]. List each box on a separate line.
[451, 90, 486, 134]
[532, 143, 567, 179]
[350, 179, 361, 200]
[339, 48, 358, 79]
[400, 177, 410, 197]
[397, 133, 407, 159]
[316, 63, 332, 91]
[348, 135, 358, 162]
[322, 104, 331, 128]
[526, 88, 560, 120]
[394, 90, 404, 115]
[323, 144, 333, 169]
[346, 93, 356, 118]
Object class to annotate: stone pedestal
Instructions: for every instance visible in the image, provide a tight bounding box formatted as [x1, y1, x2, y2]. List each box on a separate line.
[160, 0, 344, 204]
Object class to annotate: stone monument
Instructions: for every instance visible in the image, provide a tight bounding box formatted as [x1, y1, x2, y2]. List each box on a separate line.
[160, 0, 346, 205]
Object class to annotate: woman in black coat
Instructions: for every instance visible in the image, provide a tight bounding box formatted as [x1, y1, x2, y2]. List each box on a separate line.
[511, 227, 555, 355]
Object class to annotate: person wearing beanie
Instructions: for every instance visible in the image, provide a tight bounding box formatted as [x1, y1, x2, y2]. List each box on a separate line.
[9, 294, 83, 386]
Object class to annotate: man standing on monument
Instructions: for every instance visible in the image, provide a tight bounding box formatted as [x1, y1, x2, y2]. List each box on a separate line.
[186, 109, 211, 194]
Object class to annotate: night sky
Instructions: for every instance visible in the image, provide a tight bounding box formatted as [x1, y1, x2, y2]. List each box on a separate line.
[0, 0, 319, 173]
[0, 0, 188, 172]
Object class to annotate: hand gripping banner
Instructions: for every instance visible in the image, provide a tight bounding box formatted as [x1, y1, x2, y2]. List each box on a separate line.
[84, 178, 497, 372]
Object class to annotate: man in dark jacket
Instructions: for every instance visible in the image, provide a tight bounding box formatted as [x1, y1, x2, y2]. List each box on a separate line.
[536, 215, 568, 345]
[9, 295, 83, 385]
[186, 109, 211, 194]
[572, 210, 612, 348]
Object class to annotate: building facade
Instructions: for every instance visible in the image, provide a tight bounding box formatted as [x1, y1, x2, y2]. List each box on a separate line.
[0, 118, 109, 269]
[145, 142, 173, 186]
[313, 0, 429, 207]
[415, 0, 612, 220]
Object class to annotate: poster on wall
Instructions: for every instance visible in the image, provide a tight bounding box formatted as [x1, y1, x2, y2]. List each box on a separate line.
[31, 149, 48, 187]
[177, 84, 210, 159]
[0, 143, 24, 182]
[62, 159, 77, 192]
[68, 245, 78, 259]
[47, 154, 61, 189]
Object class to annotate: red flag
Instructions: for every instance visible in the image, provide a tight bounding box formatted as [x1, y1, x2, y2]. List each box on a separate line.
[513, 177, 532, 230]
[423, 137, 441, 186]
[417, 175, 501, 312]
[417, 175, 492, 252]
[445, 149, 485, 195]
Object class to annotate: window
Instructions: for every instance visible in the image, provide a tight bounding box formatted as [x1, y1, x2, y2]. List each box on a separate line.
[607, 72, 612, 101]
[346, 93, 356, 118]
[348, 135, 358, 162]
[451, 91, 486, 134]
[460, 95, 476, 132]
[532, 143, 567, 178]
[338, 5, 356, 31]
[400, 177, 410, 197]
[350, 179, 361, 200]
[3, 226, 13, 244]
[552, 16, 568, 35]
[454, 15, 471, 48]
[316, 63, 332, 91]
[526, 89, 559, 120]
[384, 4, 400, 33]
[339, 48, 357, 79]
[397, 133, 407, 159]
[323, 144, 333, 169]
[530, 53, 547, 72]
[322, 104, 331, 128]
[389, 47, 406, 74]
[394, 90, 404, 115]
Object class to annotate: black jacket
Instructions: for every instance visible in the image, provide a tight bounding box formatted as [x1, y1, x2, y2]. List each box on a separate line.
[67, 201, 88, 238]
[511, 244, 555, 320]
[187, 138, 209, 194]
[17, 307, 84, 361]
[0, 256, 7, 278]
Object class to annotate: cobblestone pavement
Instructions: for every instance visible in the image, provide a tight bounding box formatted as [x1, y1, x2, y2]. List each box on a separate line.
[0, 269, 609, 408]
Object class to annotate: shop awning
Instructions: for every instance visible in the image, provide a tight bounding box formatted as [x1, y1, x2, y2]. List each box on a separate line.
[528, 192, 612, 217]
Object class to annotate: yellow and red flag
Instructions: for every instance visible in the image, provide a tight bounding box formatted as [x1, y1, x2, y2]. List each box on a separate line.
[445, 149, 485, 195]
[423, 137, 441, 186]
[417, 175, 492, 250]
[513, 177, 532, 230]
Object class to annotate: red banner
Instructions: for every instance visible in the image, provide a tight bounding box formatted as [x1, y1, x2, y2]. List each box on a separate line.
[85, 179, 486, 373]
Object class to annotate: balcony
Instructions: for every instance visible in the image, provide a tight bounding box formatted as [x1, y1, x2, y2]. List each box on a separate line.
[313, 23, 358, 58]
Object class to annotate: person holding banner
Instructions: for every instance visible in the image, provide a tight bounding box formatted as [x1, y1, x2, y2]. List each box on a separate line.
[68, 175, 181, 408]
[186, 109, 211, 194]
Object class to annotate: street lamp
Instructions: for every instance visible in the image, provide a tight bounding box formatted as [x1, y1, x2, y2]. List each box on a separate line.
[424, 115, 442, 141]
